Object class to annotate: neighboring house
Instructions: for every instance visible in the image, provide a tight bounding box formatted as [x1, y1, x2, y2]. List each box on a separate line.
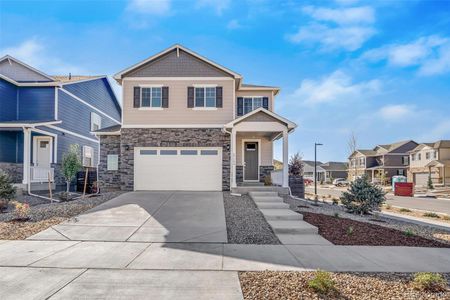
[0, 55, 121, 189]
[95, 44, 296, 191]
[408, 140, 450, 186]
[348, 140, 418, 183]
[303, 161, 347, 183]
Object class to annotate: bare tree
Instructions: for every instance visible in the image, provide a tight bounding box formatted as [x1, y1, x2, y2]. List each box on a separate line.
[347, 132, 358, 180]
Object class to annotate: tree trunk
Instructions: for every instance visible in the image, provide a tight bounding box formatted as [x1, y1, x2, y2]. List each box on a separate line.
[66, 181, 70, 193]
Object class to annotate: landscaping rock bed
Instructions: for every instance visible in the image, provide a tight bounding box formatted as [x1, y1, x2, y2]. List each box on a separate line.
[239, 271, 450, 300]
[0, 191, 124, 240]
[223, 192, 280, 244]
[284, 196, 450, 246]
[302, 212, 450, 248]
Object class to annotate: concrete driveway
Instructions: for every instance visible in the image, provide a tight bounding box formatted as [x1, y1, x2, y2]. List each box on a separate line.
[29, 191, 228, 243]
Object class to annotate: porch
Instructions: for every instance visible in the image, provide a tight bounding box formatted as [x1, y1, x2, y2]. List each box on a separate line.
[224, 108, 297, 190]
[0, 121, 60, 185]
[425, 160, 450, 186]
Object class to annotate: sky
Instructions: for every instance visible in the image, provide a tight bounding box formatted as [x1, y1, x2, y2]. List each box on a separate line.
[1, 0, 450, 162]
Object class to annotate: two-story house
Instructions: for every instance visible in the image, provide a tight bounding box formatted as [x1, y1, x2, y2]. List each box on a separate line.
[0, 55, 121, 190]
[303, 161, 348, 183]
[95, 45, 296, 191]
[408, 140, 450, 186]
[348, 140, 418, 183]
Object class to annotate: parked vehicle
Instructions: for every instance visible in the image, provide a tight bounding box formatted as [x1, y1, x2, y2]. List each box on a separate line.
[304, 178, 314, 185]
[333, 178, 349, 187]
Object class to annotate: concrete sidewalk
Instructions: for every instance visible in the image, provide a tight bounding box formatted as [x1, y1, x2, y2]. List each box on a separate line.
[0, 240, 449, 273]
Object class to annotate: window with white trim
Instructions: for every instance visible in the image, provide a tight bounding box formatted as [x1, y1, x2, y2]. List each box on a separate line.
[141, 87, 162, 108]
[243, 97, 263, 114]
[90, 112, 101, 131]
[195, 87, 216, 107]
[82, 145, 94, 167]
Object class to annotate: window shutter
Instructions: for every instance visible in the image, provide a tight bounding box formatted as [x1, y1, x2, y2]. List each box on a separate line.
[133, 87, 141, 108]
[262, 97, 269, 110]
[187, 87, 194, 108]
[216, 86, 223, 108]
[162, 86, 169, 108]
[237, 97, 243, 116]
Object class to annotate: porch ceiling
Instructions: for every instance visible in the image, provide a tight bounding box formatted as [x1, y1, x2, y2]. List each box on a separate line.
[237, 131, 278, 140]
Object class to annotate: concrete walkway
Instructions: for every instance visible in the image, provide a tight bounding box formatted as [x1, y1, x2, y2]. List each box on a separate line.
[28, 191, 228, 243]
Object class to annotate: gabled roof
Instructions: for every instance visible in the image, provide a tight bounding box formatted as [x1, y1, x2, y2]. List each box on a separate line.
[240, 83, 280, 95]
[114, 44, 242, 81]
[320, 161, 348, 171]
[376, 140, 415, 152]
[53, 75, 105, 84]
[224, 107, 297, 130]
[92, 124, 121, 135]
[434, 140, 450, 148]
[0, 55, 55, 82]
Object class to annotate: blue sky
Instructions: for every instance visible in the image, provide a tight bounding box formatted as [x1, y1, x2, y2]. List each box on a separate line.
[1, 0, 450, 162]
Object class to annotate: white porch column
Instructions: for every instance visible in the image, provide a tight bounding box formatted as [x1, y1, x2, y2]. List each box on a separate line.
[22, 127, 31, 185]
[282, 129, 289, 188]
[230, 128, 237, 188]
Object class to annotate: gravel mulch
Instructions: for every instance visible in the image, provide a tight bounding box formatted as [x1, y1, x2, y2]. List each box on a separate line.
[302, 212, 450, 248]
[239, 271, 450, 300]
[0, 217, 65, 240]
[223, 192, 280, 244]
[0, 191, 124, 240]
[284, 196, 450, 246]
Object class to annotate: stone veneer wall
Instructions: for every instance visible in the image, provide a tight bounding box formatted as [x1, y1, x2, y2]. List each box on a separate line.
[0, 162, 23, 183]
[120, 128, 230, 191]
[236, 165, 274, 183]
[98, 135, 122, 191]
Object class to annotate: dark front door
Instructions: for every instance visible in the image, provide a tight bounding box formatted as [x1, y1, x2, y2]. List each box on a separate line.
[244, 142, 259, 181]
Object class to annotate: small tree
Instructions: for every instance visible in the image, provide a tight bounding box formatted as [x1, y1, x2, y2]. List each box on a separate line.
[340, 175, 386, 215]
[289, 152, 303, 177]
[427, 174, 434, 190]
[61, 144, 82, 193]
[0, 170, 16, 211]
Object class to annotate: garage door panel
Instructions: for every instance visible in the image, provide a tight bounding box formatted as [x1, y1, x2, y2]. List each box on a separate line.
[414, 173, 428, 186]
[134, 147, 222, 191]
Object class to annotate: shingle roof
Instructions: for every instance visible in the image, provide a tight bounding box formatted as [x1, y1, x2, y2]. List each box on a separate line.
[357, 150, 378, 156]
[93, 124, 121, 134]
[241, 83, 279, 89]
[434, 140, 450, 148]
[52, 75, 104, 83]
[320, 162, 348, 171]
[377, 140, 413, 152]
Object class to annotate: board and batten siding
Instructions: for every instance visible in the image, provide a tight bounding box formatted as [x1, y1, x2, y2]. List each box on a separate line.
[236, 135, 273, 166]
[235, 90, 274, 112]
[57, 89, 117, 138]
[63, 78, 121, 122]
[0, 78, 18, 121]
[123, 79, 235, 125]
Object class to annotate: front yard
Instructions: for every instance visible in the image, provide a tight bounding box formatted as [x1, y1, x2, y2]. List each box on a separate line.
[0, 191, 123, 240]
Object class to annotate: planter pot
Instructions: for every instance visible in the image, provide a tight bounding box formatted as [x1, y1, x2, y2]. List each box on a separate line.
[289, 176, 305, 198]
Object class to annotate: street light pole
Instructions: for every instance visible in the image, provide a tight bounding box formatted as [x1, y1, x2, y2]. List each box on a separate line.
[314, 143, 323, 198]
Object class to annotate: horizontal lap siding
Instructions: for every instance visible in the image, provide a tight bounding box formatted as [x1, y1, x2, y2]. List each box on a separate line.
[123, 79, 234, 125]
[236, 135, 273, 166]
[63, 78, 121, 122]
[18, 87, 55, 120]
[236, 90, 274, 111]
[0, 79, 18, 121]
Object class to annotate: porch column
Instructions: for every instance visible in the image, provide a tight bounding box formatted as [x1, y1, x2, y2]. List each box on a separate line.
[282, 129, 289, 188]
[22, 127, 31, 185]
[230, 128, 237, 188]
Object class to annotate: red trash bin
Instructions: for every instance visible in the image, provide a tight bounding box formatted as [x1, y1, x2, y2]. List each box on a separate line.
[394, 182, 414, 197]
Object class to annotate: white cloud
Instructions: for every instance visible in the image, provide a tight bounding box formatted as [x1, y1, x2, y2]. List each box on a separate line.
[302, 5, 374, 25]
[378, 104, 414, 121]
[196, 0, 230, 15]
[288, 5, 376, 51]
[288, 70, 381, 106]
[428, 120, 450, 139]
[362, 35, 450, 75]
[127, 0, 171, 15]
[227, 19, 241, 30]
[0, 37, 88, 75]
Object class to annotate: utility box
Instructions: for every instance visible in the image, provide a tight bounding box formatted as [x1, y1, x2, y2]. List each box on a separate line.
[394, 182, 414, 197]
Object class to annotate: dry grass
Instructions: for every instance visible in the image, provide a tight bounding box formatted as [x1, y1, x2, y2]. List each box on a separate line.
[383, 206, 450, 225]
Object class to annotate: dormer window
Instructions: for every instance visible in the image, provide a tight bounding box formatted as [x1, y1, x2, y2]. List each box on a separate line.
[195, 87, 216, 108]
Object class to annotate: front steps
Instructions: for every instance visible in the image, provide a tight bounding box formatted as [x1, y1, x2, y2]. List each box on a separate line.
[250, 191, 331, 245]
[231, 186, 290, 195]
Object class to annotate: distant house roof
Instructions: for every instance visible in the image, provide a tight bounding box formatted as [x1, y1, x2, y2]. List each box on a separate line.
[377, 140, 414, 152]
[302, 160, 323, 166]
[53, 75, 105, 83]
[410, 140, 450, 152]
[320, 161, 348, 171]
[434, 140, 450, 148]
[92, 124, 121, 135]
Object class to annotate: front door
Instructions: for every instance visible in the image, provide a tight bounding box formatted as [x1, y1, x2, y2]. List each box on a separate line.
[244, 142, 259, 181]
[34, 136, 52, 167]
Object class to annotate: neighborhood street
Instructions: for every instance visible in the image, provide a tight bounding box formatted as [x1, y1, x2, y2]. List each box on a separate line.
[305, 186, 450, 215]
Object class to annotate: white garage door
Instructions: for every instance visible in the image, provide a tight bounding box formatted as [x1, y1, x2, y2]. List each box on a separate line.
[414, 172, 428, 186]
[134, 147, 222, 191]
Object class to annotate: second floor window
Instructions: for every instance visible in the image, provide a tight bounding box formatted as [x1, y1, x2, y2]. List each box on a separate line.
[402, 156, 409, 165]
[90, 112, 101, 131]
[417, 153, 421, 160]
[433, 151, 437, 159]
[243, 97, 263, 114]
[141, 87, 162, 108]
[195, 87, 216, 107]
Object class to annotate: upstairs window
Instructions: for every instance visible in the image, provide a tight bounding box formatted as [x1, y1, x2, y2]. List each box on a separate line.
[402, 156, 409, 165]
[90, 112, 101, 131]
[141, 87, 162, 108]
[411, 154, 415, 161]
[243, 97, 263, 114]
[433, 151, 437, 159]
[417, 153, 421, 160]
[195, 87, 216, 107]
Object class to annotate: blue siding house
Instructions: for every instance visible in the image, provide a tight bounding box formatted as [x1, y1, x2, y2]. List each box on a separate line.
[0, 55, 121, 189]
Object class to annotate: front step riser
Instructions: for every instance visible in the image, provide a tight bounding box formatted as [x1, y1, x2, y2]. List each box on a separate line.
[274, 228, 319, 234]
[252, 197, 284, 202]
[249, 192, 279, 197]
[264, 215, 303, 221]
[256, 203, 290, 209]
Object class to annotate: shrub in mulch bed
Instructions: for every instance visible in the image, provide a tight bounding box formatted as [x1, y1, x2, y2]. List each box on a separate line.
[301, 212, 450, 248]
[0, 217, 65, 240]
[239, 271, 450, 300]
